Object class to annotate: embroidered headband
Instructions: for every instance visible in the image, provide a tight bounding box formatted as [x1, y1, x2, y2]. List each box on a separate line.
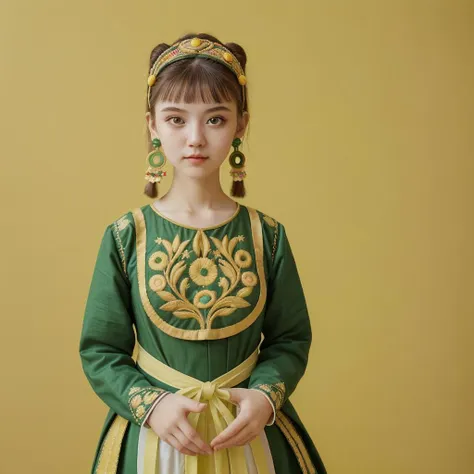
[146, 37, 247, 109]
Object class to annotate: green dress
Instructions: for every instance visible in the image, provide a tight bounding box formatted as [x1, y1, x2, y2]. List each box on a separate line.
[79, 202, 327, 474]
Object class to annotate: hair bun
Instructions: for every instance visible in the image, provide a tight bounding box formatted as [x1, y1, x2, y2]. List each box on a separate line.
[149, 43, 170, 69]
[224, 42, 247, 70]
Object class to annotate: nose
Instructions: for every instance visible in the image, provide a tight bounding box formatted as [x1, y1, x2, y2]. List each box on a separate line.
[187, 121, 206, 148]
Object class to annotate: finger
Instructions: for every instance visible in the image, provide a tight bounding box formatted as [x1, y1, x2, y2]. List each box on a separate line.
[164, 433, 197, 456]
[210, 413, 248, 448]
[182, 398, 208, 414]
[172, 428, 203, 456]
[179, 420, 213, 455]
[213, 426, 255, 451]
[223, 387, 248, 406]
[221, 388, 235, 403]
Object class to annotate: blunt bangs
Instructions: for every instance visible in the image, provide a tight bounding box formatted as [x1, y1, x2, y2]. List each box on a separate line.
[152, 58, 241, 108]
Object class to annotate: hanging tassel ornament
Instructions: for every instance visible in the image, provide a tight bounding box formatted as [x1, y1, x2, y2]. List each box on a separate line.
[229, 138, 247, 198]
[144, 138, 167, 198]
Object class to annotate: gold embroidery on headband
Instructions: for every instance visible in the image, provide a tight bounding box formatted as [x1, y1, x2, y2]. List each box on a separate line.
[146, 38, 247, 109]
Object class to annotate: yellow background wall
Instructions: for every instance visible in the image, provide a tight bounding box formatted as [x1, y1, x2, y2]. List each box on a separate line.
[1, 1, 472, 472]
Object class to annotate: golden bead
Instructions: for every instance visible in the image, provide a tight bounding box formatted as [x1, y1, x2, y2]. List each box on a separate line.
[223, 52, 233, 63]
[238, 75, 247, 86]
[190, 38, 201, 47]
[147, 74, 156, 87]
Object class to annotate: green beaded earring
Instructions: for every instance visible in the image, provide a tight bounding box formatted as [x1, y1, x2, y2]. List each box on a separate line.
[144, 138, 167, 198]
[229, 138, 247, 198]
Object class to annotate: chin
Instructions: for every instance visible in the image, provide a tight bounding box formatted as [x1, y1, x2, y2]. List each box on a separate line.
[181, 167, 215, 177]
[187, 160, 220, 169]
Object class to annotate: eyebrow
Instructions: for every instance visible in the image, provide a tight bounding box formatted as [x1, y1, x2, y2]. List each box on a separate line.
[159, 106, 232, 113]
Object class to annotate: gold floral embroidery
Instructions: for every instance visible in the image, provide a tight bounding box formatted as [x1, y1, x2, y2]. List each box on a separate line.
[149, 274, 167, 292]
[133, 206, 267, 340]
[234, 249, 252, 268]
[148, 251, 168, 271]
[189, 257, 218, 286]
[237, 286, 253, 298]
[252, 382, 286, 411]
[241, 271, 258, 287]
[181, 249, 192, 259]
[127, 386, 165, 424]
[194, 290, 217, 309]
[130, 395, 142, 408]
[147, 228, 258, 330]
[143, 392, 158, 404]
[192, 229, 209, 257]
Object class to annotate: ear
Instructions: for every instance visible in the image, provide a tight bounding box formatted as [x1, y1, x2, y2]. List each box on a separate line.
[235, 111, 250, 139]
[145, 111, 157, 138]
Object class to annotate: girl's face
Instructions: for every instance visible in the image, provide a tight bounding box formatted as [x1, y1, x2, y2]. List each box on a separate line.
[146, 100, 249, 177]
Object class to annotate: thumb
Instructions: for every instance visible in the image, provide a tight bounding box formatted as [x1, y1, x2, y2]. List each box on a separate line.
[184, 398, 207, 413]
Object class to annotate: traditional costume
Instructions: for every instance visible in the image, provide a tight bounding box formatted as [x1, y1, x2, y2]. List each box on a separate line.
[80, 37, 327, 474]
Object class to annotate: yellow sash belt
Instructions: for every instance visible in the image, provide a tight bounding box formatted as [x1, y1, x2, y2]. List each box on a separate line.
[136, 344, 270, 474]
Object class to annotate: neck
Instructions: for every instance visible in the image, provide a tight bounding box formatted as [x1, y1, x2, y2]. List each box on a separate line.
[161, 168, 234, 213]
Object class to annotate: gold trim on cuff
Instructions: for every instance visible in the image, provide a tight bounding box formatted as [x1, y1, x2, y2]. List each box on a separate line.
[128, 386, 166, 425]
[250, 382, 285, 412]
[141, 392, 170, 428]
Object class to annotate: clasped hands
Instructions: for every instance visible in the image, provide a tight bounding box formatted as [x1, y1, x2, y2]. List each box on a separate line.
[147, 387, 273, 456]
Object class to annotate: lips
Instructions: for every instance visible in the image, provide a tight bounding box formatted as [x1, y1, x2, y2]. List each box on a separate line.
[185, 155, 208, 159]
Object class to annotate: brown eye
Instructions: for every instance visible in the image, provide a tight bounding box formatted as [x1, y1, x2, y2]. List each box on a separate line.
[167, 117, 184, 125]
[208, 116, 226, 125]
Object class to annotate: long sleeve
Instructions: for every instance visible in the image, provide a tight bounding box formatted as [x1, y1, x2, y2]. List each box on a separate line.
[79, 224, 167, 425]
[248, 222, 312, 426]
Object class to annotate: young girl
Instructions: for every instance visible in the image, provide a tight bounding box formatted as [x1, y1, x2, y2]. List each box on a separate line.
[80, 32, 327, 474]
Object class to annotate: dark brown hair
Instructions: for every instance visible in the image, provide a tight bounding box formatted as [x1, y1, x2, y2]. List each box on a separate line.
[144, 32, 249, 198]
